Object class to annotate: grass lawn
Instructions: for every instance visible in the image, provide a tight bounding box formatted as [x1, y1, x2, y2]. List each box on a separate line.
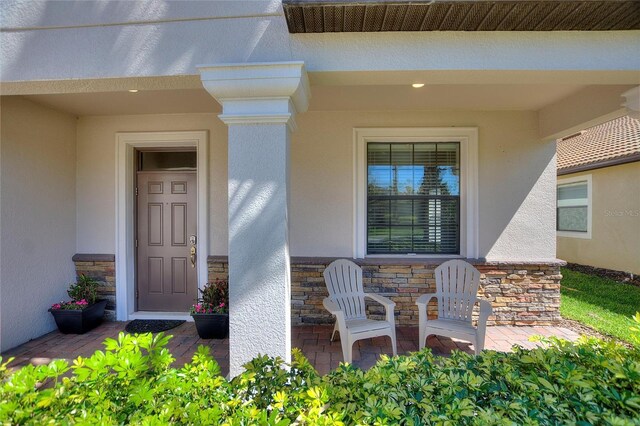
[561, 267, 640, 344]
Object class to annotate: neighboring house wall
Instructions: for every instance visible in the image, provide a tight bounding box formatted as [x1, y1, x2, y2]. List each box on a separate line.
[75, 109, 555, 261]
[557, 162, 640, 275]
[0, 97, 77, 351]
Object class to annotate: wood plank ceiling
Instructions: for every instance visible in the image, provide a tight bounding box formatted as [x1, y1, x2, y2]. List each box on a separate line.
[282, 0, 640, 32]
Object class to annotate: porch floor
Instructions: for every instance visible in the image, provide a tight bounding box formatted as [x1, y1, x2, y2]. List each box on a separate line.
[2, 322, 579, 376]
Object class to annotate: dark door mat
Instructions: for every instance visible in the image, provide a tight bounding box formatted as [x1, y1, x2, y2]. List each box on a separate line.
[125, 319, 185, 334]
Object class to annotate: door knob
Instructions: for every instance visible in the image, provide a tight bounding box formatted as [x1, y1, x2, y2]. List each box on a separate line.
[190, 245, 196, 268]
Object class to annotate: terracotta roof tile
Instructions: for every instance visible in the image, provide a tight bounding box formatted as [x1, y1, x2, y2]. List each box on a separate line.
[557, 116, 640, 173]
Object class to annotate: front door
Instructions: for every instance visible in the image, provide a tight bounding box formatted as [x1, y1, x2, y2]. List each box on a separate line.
[136, 172, 197, 311]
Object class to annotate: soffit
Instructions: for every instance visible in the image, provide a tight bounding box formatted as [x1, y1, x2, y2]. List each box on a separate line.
[283, 0, 640, 33]
[20, 83, 585, 116]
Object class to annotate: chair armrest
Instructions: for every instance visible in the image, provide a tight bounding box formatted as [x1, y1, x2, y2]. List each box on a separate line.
[323, 298, 343, 316]
[364, 293, 395, 324]
[323, 298, 347, 331]
[416, 294, 437, 307]
[365, 293, 395, 308]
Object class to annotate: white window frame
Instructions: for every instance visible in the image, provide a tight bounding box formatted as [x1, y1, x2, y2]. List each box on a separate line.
[557, 174, 592, 239]
[354, 127, 479, 259]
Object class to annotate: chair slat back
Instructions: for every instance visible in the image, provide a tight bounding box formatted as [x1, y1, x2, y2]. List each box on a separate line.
[323, 259, 367, 321]
[435, 260, 480, 322]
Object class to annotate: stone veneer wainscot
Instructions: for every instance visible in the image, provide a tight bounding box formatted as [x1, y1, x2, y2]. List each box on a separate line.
[208, 256, 563, 326]
[72, 254, 116, 321]
[74, 254, 563, 326]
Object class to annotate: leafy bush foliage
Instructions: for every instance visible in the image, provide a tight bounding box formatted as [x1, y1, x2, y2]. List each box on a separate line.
[630, 312, 640, 348]
[1, 331, 639, 425]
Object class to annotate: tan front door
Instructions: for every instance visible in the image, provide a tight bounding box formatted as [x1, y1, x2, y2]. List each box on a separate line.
[136, 172, 197, 311]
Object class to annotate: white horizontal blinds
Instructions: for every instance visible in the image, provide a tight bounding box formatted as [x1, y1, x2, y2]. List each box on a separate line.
[367, 142, 460, 255]
[557, 181, 588, 232]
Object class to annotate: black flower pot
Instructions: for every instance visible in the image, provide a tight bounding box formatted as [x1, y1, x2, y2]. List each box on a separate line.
[191, 313, 229, 339]
[49, 300, 108, 334]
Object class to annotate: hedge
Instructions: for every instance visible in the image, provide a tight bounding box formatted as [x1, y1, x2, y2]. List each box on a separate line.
[1, 324, 639, 425]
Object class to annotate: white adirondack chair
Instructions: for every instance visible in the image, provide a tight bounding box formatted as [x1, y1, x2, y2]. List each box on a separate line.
[323, 259, 397, 363]
[416, 260, 492, 355]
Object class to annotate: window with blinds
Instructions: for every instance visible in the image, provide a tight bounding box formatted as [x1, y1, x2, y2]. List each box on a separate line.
[367, 142, 460, 255]
[557, 181, 589, 232]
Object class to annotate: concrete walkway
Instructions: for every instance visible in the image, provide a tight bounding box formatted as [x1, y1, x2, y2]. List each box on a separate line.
[2, 322, 579, 377]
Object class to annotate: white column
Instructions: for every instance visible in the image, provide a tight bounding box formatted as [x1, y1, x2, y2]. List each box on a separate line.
[622, 86, 640, 120]
[199, 62, 310, 377]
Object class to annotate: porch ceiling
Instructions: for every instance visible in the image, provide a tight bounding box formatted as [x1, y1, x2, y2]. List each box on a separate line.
[21, 83, 590, 116]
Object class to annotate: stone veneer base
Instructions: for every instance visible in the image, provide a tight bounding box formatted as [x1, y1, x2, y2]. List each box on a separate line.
[73, 254, 564, 326]
[72, 254, 116, 321]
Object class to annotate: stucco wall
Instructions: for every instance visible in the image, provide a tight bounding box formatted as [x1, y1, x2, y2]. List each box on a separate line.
[2, 1, 639, 84]
[75, 109, 555, 261]
[557, 162, 640, 274]
[75, 113, 228, 255]
[0, 97, 77, 351]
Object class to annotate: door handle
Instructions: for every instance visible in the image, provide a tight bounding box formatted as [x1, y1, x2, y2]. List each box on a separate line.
[190, 245, 196, 268]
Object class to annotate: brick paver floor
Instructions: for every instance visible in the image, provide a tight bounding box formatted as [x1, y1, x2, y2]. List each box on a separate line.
[2, 322, 579, 377]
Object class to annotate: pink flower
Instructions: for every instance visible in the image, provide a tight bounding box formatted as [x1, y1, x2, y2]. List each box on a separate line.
[52, 303, 61, 310]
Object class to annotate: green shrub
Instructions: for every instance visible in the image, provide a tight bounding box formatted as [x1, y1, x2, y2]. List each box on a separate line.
[1, 331, 639, 425]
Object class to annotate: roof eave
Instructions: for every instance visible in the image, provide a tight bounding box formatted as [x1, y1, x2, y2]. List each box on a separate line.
[558, 152, 640, 175]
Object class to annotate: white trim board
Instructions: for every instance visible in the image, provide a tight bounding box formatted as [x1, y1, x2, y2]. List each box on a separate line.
[557, 174, 592, 240]
[353, 127, 479, 259]
[115, 131, 209, 321]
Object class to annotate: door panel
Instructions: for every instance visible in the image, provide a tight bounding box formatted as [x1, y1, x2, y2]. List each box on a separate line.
[171, 203, 187, 246]
[137, 172, 197, 311]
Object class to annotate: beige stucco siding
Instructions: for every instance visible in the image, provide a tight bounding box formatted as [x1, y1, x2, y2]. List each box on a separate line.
[76, 109, 555, 261]
[75, 113, 228, 256]
[557, 162, 640, 274]
[0, 97, 77, 351]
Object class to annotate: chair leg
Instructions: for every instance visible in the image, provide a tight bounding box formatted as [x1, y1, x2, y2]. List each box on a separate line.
[475, 332, 485, 356]
[341, 335, 353, 363]
[419, 324, 426, 350]
[331, 323, 339, 342]
[390, 330, 397, 357]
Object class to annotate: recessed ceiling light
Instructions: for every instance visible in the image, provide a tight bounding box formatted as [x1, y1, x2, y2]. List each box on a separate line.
[412, 83, 425, 88]
[128, 89, 139, 93]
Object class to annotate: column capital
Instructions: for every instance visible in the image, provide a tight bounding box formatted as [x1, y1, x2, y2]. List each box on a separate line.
[198, 61, 310, 131]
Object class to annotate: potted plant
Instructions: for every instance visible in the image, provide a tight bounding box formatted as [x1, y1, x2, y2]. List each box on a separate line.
[48, 274, 107, 334]
[190, 278, 229, 339]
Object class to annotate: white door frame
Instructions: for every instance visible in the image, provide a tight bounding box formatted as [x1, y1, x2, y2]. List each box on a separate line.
[115, 131, 209, 321]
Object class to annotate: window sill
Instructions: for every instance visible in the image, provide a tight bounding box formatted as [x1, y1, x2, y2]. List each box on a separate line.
[557, 231, 592, 239]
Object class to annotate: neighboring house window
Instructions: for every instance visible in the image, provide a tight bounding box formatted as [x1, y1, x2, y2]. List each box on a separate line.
[557, 175, 592, 239]
[367, 142, 460, 254]
[354, 128, 479, 258]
